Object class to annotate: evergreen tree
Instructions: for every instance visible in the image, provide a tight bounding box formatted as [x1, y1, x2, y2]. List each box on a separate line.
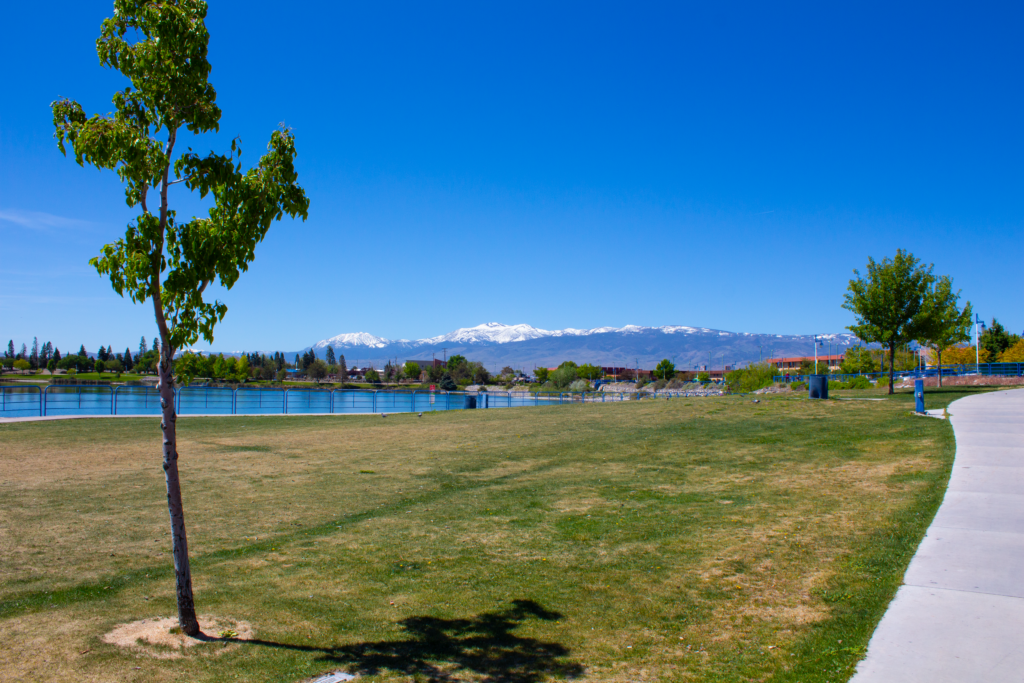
[124, 346, 135, 371]
[20, 343, 28, 360]
[5, 340, 13, 358]
[78, 344, 87, 358]
[53, 348, 61, 363]
[339, 354, 348, 380]
[294, 354, 300, 369]
[325, 346, 336, 365]
[98, 345, 107, 361]
[30, 338, 40, 369]
[152, 336, 160, 354]
[140, 336, 148, 357]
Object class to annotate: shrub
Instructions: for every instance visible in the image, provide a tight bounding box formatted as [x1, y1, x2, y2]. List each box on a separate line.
[791, 380, 808, 390]
[438, 372, 457, 391]
[697, 371, 710, 383]
[846, 375, 873, 390]
[568, 379, 590, 392]
[725, 363, 780, 393]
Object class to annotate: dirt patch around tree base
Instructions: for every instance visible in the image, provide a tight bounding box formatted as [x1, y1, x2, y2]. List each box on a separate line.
[101, 615, 254, 659]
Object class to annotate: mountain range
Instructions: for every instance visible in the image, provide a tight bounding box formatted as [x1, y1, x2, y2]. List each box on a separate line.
[290, 322, 859, 371]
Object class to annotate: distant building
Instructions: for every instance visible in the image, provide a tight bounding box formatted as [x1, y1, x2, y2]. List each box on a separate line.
[769, 354, 845, 371]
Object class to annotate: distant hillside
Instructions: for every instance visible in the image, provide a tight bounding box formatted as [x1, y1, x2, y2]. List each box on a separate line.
[291, 322, 858, 371]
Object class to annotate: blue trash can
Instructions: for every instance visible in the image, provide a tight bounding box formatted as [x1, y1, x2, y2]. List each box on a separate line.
[808, 375, 828, 400]
[915, 379, 925, 413]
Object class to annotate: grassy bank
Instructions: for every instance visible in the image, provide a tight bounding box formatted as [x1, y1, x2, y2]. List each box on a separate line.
[0, 393, 958, 682]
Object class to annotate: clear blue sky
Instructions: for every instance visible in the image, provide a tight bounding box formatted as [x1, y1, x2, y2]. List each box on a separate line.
[2, 1, 1021, 354]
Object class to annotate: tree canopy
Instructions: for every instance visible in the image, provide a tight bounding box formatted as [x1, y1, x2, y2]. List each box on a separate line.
[50, 0, 308, 637]
[917, 276, 972, 386]
[843, 250, 935, 394]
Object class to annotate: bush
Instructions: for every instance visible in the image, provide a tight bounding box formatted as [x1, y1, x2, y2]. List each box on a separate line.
[13, 359, 31, 371]
[568, 379, 590, 392]
[550, 365, 578, 389]
[725, 363, 780, 393]
[438, 372, 457, 391]
[791, 380, 808, 390]
[697, 371, 710, 383]
[846, 375, 872, 390]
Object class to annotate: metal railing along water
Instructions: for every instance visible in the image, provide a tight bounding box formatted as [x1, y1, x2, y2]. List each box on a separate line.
[1, 385, 707, 419]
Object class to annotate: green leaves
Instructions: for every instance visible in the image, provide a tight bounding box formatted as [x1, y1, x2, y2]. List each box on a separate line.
[55, 0, 309, 356]
[843, 249, 935, 347]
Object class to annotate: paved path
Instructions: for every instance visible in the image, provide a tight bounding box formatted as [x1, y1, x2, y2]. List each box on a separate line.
[851, 388, 1024, 682]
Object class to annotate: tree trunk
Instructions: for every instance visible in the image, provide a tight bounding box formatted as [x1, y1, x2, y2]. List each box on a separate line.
[888, 342, 896, 395]
[937, 349, 943, 387]
[158, 346, 200, 636]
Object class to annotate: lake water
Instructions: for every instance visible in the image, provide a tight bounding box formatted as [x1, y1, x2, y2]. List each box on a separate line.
[0, 385, 580, 418]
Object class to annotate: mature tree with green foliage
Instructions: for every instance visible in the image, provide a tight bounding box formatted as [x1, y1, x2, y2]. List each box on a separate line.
[447, 354, 467, 372]
[338, 354, 348, 380]
[404, 361, 420, 381]
[577, 363, 603, 381]
[534, 367, 550, 383]
[51, 0, 308, 635]
[365, 367, 381, 384]
[979, 319, 1017, 360]
[840, 347, 880, 375]
[106, 358, 125, 378]
[13, 359, 31, 372]
[843, 250, 936, 394]
[325, 346, 336, 365]
[917, 276, 972, 386]
[306, 358, 328, 383]
[653, 359, 675, 381]
[550, 364, 578, 389]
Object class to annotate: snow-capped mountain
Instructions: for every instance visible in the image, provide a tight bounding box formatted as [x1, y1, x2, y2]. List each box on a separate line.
[312, 332, 390, 350]
[298, 322, 860, 369]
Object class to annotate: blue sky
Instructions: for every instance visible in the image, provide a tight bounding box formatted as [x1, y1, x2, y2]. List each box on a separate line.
[2, 1, 1021, 354]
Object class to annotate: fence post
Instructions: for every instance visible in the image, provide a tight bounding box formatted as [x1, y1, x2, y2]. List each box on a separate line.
[373, 391, 377, 413]
[284, 389, 289, 414]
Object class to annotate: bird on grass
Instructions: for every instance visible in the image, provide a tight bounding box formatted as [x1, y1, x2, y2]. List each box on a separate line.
[418, 413, 423, 417]
[381, 413, 387, 418]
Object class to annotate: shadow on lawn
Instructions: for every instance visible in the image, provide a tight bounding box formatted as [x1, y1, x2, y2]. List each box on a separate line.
[233, 599, 585, 683]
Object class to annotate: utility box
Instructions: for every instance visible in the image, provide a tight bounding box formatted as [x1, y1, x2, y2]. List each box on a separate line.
[808, 375, 829, 400]
[915, 379, 925, 413]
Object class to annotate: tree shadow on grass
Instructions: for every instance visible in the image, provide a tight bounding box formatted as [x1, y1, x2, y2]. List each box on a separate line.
[235, 599, 584, 683]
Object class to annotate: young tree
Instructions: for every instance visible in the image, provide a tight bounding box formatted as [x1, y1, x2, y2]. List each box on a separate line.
[51, 0, 308, 636]
[653, 359, 675, 381]
[404, 361, 420, 381]
[106, 358, 125, 378]
[365, 367, 381, 384]
[843, 250, 935, 394]
[438, 371, 457, 391]
[918, 276, 972, 387]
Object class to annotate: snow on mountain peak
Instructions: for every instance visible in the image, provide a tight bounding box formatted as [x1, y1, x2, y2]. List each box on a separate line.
[314, 332, 390, 349]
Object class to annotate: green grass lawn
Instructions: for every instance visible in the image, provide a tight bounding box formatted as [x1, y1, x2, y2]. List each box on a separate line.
[0, 394, 961, 682]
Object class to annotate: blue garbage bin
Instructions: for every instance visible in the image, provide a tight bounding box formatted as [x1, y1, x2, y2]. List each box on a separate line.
[808, 375, 828, 400]
[915, 379, 925, 413]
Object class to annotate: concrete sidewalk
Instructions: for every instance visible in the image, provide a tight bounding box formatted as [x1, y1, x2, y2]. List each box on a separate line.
[851, 388, 1024, 682]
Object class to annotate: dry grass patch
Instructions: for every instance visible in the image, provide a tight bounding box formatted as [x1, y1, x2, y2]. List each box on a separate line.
[0, 396, 957, 682]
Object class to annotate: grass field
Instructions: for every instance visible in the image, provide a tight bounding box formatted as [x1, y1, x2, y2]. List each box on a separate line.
[0, 388, 984, 682]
